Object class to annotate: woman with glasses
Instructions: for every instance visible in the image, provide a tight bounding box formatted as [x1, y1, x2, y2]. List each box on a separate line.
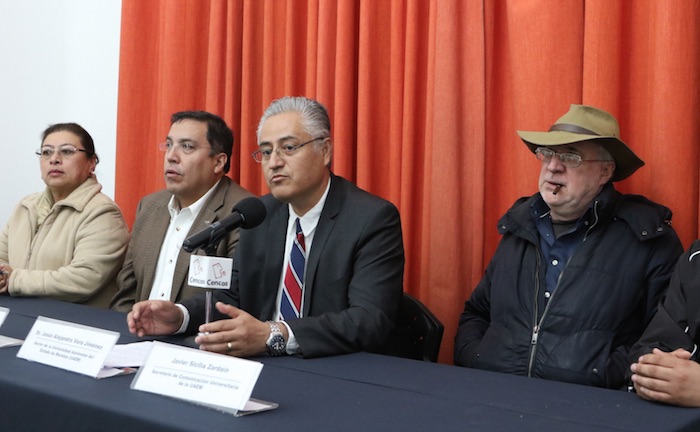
[0, 123, 128, 308]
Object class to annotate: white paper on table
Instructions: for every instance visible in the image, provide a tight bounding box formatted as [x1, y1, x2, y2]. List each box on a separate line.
[0, 307, 22, 348]
[0, 306, 8, 327]
[94, 341, 155, 378]
[103, 341, 154, 368]
[0, 334, 23, 348]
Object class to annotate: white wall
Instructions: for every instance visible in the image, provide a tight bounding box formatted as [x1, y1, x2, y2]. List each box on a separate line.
[0, 0, 122, 225]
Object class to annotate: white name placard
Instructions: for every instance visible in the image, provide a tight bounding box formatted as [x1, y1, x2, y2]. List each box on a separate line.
[188, 255, 233, 290]
[0, 306, 21, 348]
[0, 306, 8, 327]
[17, 316, 119, 378]
[131, 341, 263, 414]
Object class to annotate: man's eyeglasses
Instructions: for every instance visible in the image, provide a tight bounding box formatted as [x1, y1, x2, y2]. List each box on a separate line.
[534, 147, 611, 168]
[159, 141, 207, 155]
[252, 137, 325, 163]
[35, 145, 88, 159]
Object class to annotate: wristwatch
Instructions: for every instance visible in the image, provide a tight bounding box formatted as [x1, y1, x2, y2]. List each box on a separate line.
[266, 321, 286, 356]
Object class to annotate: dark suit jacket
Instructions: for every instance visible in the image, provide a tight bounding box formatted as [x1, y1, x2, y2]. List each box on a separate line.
[110, 177, 253, 312]
[182, 174, 405, 358]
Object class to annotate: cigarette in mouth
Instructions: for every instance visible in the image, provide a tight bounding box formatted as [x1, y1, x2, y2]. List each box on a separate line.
[552, 185, 562, 195]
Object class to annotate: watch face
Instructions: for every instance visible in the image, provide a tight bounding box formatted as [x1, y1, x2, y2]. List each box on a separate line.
[268, 334, 285, 355]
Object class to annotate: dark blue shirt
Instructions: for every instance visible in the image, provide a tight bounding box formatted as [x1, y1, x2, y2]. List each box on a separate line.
[533, 198, 591, 301]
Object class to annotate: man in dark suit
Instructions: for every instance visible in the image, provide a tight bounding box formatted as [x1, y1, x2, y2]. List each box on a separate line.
[127, 97, 405, 358]
[111, 111, 252, 312]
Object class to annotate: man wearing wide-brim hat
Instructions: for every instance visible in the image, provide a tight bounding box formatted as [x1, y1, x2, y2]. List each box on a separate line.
[454, 104, 683, 389]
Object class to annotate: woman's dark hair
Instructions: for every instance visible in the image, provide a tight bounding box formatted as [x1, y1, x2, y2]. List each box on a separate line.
[41, 123, 99, 165]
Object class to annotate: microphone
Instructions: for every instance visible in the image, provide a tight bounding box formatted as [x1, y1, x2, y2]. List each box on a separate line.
[182, 197, 266, 253]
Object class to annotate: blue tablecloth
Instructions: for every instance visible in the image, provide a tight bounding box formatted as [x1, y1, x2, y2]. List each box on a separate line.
[0, 296, 697, 432]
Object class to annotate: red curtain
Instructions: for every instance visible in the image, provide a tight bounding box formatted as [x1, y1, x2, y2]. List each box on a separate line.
[116, 0, 700, 363]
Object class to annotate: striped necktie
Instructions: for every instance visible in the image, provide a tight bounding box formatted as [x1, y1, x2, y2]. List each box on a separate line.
[280, 218, 306, 320]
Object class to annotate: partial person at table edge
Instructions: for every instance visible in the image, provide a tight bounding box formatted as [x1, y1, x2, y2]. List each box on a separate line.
[0, 123, 129, 308]
[454, 104, 683, 388]
[127, 96, 405, 359]
[629, 240, 700, 407]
